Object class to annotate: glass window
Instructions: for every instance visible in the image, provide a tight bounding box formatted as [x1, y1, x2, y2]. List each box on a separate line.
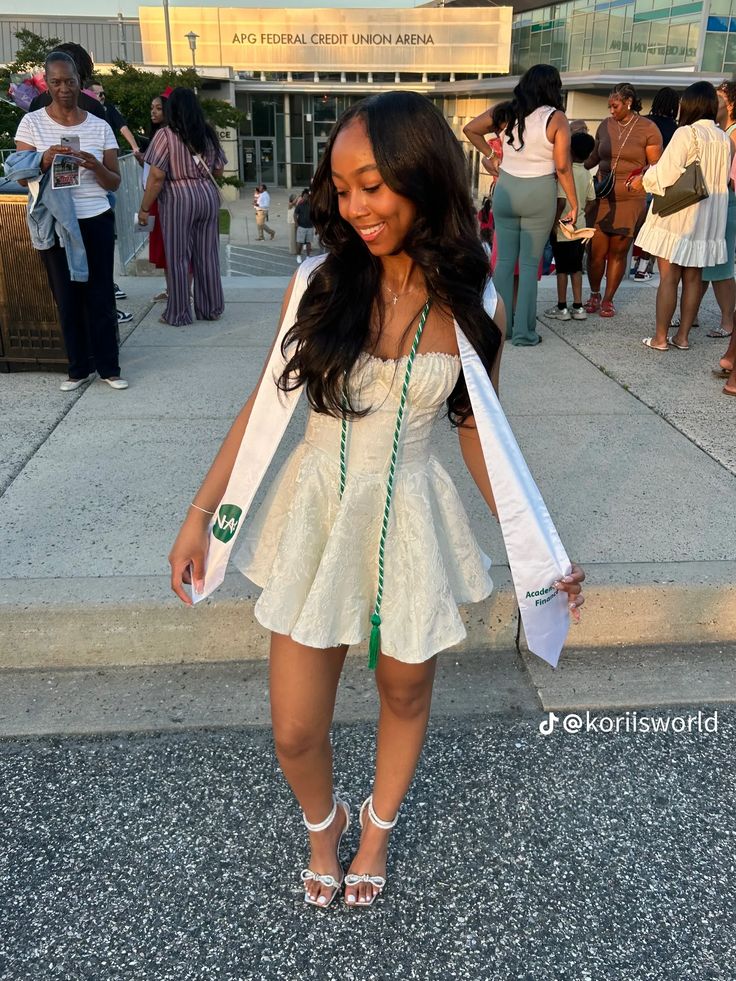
[314, 95, 337, 123]
[649, 21, 669, 62]
[725, 30, 736, 61]
[592, 15, 609, 51]
[702, 32, 727, 70]
[709, 0, 732, 13]
[666, 22, 689, 61]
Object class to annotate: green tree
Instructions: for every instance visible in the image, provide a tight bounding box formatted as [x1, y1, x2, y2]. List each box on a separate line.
[0, 99, 24, 149]
[100, 62, 243, 143]
[0, 29, 61, 148]
[4, 28, 62, 76]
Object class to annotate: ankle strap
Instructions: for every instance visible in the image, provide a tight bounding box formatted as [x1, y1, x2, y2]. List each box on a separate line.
[303, 796, 337, 833]
[361, 795, 398, 830]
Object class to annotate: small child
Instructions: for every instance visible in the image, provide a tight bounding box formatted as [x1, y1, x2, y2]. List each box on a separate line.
[546, 131, 596, 321]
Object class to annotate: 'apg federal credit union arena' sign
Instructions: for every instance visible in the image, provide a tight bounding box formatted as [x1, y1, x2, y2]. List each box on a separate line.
[138, 6, 513, 74]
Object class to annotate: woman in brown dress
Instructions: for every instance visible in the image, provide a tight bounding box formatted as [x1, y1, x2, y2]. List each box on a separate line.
[584, 84, 662, 317]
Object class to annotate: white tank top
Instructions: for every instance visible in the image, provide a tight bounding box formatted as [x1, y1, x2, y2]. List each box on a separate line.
[500, 105, 557, 178]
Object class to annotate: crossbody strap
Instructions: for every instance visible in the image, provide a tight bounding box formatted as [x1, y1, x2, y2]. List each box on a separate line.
[610, 116, 639, 172]
[186, 139, 221, 192]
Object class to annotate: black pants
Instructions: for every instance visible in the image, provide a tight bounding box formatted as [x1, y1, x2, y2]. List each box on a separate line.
[40, 209, 120, 380]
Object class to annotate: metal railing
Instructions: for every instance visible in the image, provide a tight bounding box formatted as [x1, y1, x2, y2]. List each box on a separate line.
[115, 152, 148, 271]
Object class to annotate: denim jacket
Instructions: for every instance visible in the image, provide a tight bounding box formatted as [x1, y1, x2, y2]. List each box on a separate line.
[3, 150, 89, 282]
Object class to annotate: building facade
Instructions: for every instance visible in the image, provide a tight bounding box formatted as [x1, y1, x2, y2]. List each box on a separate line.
[1, 5, 730, 192]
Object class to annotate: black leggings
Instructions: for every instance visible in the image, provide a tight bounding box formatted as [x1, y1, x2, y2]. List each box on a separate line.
[40, 209, 120, 380]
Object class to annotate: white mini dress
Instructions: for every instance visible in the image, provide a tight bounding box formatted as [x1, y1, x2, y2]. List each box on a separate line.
[234, 300, 497, 664]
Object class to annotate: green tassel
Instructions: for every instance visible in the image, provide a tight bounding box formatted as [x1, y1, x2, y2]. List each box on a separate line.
[368, 613, 381, 670]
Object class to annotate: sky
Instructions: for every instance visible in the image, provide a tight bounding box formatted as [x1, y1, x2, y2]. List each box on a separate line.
[25, 0, 423, 17]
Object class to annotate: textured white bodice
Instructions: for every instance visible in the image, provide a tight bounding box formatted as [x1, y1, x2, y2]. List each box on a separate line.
[303, 351, 461, 477]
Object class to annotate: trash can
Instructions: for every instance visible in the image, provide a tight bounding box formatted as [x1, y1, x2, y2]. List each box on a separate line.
[0, 191, 65, 372]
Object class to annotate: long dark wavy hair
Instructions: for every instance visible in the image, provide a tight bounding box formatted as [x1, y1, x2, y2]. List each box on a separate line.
[504, 64, 563, 151]
[166, 87, 220, 156]
[278, 91, 502, 426]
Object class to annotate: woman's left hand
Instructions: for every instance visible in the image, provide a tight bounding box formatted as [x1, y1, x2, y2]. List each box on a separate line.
[553, 563, 586, 623]
[560, 206, 578, 226]
[137, 209, 149, 226]
[72, 150, 103, 172]
[626, 173, 644, 192]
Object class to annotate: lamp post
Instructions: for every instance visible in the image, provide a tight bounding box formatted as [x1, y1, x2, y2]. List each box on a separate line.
[186, 30, 199, 94]
[162, 0, 173, 70]
[186, 31, 199, 94]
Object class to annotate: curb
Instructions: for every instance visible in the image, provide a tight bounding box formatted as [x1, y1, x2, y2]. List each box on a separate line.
[3, 563, 736, 672]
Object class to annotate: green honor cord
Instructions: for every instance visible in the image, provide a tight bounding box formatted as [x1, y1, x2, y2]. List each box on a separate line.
[340, 299, 432, 669]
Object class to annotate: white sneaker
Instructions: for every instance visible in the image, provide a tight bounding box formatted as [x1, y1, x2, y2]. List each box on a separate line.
[545, 305, 571, 321]
[102, 377, 129, 390]
[571, 306, 588, 320]
[296, 254, 303, 264]
[59, 376, 92, 392]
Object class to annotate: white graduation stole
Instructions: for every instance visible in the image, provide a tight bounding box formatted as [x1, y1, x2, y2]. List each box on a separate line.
[192, 259, 572, 668]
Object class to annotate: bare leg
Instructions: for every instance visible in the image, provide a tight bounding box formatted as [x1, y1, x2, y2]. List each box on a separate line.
[344, 653, 437, 906]
[587, 228, 609, 295]
[720, 330, 736, 389]
[557, 272, 568, 306]
[653, 258, 682, 349]
[710, 277, 735, 336]
[571, 270, 583, 306]
[269, 632, 348, 905]
[601, 235, 632, 304]
[672, 267, 704, 347]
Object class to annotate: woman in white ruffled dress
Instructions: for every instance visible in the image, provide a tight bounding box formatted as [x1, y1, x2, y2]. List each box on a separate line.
[633, 81, 732, 353]
[168, 92, 586, 912]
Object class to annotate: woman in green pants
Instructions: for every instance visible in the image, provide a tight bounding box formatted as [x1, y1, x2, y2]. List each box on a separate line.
[467, 65, 577, 345]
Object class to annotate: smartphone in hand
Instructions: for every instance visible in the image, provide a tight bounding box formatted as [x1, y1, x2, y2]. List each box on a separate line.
[60, 136, 81, 152]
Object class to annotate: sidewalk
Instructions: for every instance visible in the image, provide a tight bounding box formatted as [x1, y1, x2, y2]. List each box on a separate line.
[1, 273, 735, 717]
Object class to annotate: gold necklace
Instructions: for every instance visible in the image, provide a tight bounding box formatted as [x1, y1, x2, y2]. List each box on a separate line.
[617, 113, 636, 135]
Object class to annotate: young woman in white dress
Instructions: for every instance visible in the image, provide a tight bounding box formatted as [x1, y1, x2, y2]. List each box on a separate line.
[631, 81, 733, 353]
[168, 92, 585, 910]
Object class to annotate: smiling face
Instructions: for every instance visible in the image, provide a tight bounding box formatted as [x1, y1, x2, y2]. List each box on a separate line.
[45, 59, 80, 111]
[330, 117, 416, 257]
[151, 97, 164, 124]
[608, 95, 632, 121]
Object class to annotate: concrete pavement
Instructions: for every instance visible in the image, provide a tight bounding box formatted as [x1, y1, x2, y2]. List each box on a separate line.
[1, 707, 734, 980]
[1, 258, 735, 721]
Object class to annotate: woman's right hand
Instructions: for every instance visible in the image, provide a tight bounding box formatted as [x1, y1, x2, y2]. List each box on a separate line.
[40, 145, 70, 172]
[560, 205, 578, 226]
[169, 511, 211, 605]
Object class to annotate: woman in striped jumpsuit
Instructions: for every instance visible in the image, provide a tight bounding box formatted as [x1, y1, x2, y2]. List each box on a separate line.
[139, 87, 226, 326]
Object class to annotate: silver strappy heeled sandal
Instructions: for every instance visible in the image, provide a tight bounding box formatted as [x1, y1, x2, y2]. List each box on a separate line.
[344, 795, 398, 908]
[300, 796, 350, 909]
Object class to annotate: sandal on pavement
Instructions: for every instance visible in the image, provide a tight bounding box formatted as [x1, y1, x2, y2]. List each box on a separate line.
[300, 796, 350, 909]
[724, 386, 736, 398]
[706, 327, 733, 339]
[344, 796, 398, 908]
[153, 290, 168, 301]
[584, 293, 601, 314]
[642, 337, 668, 352]
[668, 337, 690, 350]
[712, 367, 731, 378]
[599, 299, 615, 317]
